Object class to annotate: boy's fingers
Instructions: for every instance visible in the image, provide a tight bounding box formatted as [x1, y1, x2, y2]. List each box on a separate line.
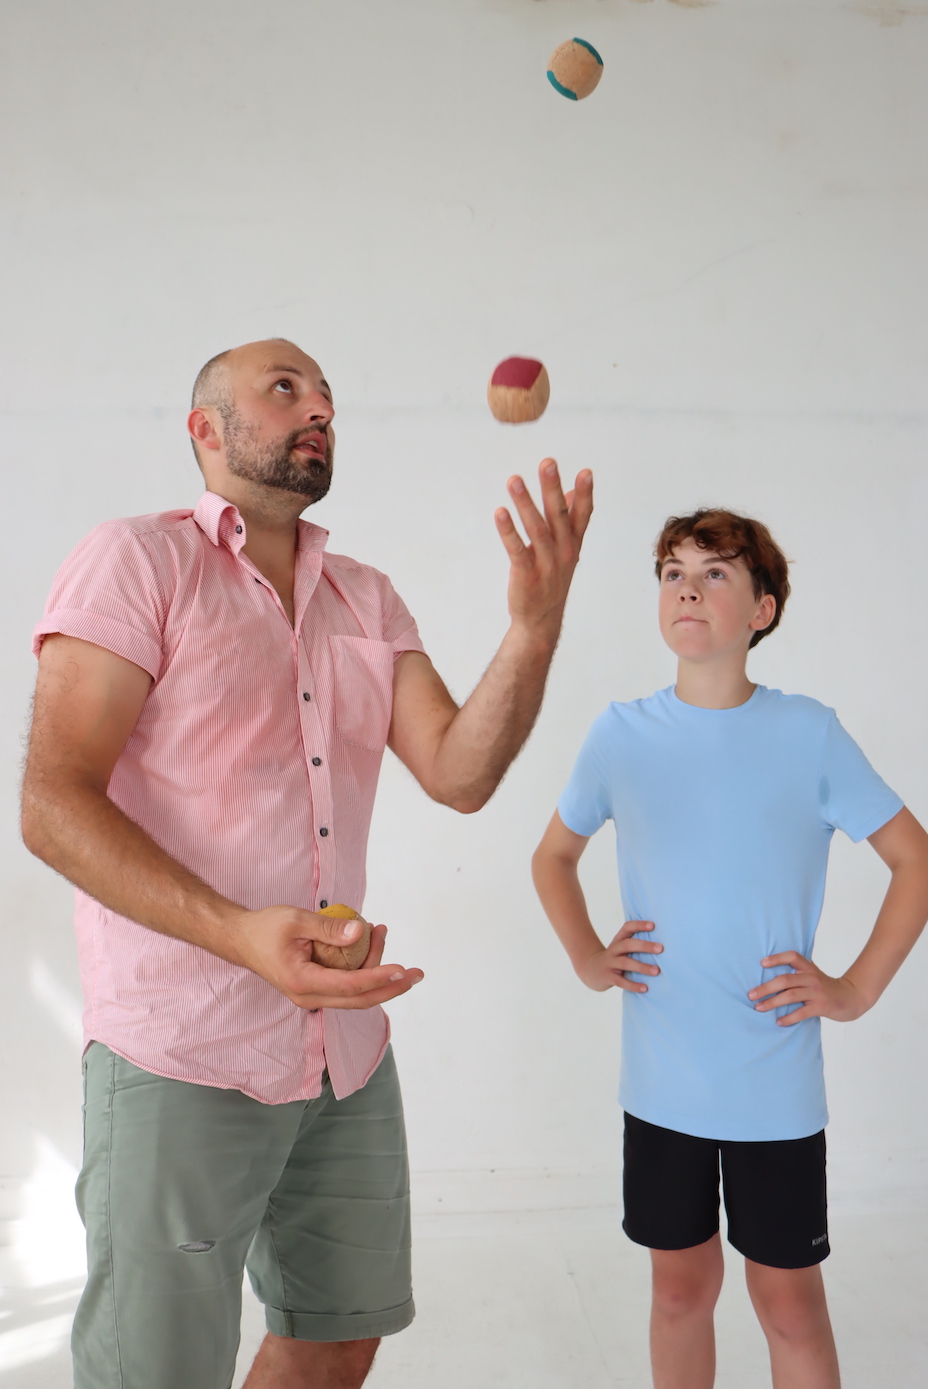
[614, 977, 648, 993]
[760, 950, 808, 969]
[749, 971, 807, 1001]
[776, 1006, 813, 1026]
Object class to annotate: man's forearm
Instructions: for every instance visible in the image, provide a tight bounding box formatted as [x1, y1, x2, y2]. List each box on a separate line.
[22, 780, 245, 961]
[431, 621, 558, 812]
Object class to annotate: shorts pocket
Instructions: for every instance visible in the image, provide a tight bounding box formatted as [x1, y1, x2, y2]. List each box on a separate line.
[330, 636, 395, 751]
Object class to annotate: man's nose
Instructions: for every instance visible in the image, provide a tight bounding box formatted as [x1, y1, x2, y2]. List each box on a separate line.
[304, 392, 335, 424]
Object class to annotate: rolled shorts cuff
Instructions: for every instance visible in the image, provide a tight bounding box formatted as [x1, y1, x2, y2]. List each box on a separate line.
[265, 1296, 416, 1342]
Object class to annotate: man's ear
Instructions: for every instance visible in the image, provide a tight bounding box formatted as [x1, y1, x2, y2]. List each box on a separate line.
[187, 407, 222, 453]
[751, 592, 777, 633]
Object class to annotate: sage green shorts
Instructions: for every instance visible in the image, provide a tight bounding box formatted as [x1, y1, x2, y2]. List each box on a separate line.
[72, 1042, 413, 1389]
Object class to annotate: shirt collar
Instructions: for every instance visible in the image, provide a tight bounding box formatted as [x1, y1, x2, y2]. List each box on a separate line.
[193, 491, 329, 558]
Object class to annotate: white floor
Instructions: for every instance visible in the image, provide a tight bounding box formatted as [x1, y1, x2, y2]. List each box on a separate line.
[1, 1200, 925, 1388]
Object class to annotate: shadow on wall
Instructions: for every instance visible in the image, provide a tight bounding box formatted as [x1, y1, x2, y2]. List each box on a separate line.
[0, 859, 87, 1381]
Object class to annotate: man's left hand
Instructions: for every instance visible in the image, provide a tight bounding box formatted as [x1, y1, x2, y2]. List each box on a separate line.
[495, 459, 594, 642]
[749, 951, 868, 1025]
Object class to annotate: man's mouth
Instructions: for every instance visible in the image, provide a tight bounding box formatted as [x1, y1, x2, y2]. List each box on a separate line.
[293, 433, 326, 458]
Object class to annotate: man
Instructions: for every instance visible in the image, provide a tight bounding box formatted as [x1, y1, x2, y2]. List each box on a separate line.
[21, 339, 593, 1389]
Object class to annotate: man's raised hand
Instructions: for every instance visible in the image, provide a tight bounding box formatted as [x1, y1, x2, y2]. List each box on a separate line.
[494, 460, 594, 643]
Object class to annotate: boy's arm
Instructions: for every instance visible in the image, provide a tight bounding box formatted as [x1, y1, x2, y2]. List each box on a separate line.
[750, 806, 928, 1025]
[531, 810, 663, 993]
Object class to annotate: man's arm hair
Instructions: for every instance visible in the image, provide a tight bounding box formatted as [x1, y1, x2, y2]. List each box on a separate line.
[22, 634, 240, 948]
[21, 634, 422, 1011]
[387, 460, 593, 812]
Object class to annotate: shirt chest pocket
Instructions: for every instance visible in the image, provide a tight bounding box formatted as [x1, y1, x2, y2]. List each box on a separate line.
[329, 636, 395, 752]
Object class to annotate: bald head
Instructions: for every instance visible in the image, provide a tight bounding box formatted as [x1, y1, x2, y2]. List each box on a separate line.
[187, 338, 335, 504]
[189, 338, 310, 468]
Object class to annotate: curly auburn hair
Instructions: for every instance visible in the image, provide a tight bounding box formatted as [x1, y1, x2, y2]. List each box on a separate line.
[654, 508, 791, 649]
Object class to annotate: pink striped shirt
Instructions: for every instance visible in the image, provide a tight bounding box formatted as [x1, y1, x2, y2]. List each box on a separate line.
[33, 491, 425, 1104]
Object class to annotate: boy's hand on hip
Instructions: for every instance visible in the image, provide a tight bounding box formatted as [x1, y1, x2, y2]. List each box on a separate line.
[231, 906, 424, 1010]
[576, 920, 662, 993]
[749, 951, 866, 1025]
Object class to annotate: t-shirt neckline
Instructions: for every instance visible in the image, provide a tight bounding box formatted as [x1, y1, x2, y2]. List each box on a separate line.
[667, 682, 766, 716]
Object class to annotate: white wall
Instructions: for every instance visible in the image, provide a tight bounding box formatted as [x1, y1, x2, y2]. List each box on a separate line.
[2, 0, 928, 1253]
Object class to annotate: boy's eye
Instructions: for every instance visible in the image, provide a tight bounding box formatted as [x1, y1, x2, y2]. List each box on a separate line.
[707, 569, 726, 579]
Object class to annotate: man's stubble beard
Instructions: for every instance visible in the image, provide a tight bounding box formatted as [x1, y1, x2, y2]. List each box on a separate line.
[220, 405, 333, 503]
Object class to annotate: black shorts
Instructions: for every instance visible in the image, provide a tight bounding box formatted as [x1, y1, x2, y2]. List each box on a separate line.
[622, 1112, 830, 1270]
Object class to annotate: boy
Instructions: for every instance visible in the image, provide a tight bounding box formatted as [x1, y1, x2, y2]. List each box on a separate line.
[532, 508, 928, 1389]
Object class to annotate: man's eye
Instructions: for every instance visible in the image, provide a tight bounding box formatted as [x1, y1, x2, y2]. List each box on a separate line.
[273, 379, 293, 394]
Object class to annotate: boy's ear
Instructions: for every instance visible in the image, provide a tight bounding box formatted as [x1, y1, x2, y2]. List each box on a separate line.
[751, 592, 777, 633]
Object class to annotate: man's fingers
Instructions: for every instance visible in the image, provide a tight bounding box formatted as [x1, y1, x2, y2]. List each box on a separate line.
[494, 507, 530, 562]
[286, 965, 425, 1012]
[568, 469, 594, 540]
[313, 914, 364, 944]
[507, 475, 555, 552]
[288, 960, 416, 999]
[363, 924, 387, 968]
[536, 459, 572, 540]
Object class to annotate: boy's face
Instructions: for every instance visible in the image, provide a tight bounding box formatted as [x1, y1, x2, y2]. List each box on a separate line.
[658, 537, 776, 663]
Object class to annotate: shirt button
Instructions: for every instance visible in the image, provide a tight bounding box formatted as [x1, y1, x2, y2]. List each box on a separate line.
[312, 757, 322, 766]
[319, 899, 328, 909]
[303, 691, 311, 701]
[235, 524, 243, 534]
[319, 827, 329, 837]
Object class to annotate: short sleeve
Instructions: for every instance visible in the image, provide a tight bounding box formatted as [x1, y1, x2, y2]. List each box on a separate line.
[377, 575, 426, 659]
[558, 711, 615, 838]
[819, 713, 903, 843]
[32, 521, 169, 679]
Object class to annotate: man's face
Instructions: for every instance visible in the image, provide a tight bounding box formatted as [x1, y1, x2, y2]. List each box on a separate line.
[658, 537, 774, 662]
[220, 344, 336, 503]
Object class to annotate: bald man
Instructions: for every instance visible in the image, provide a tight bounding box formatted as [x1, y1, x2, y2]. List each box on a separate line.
[22, 339, 593, 1389]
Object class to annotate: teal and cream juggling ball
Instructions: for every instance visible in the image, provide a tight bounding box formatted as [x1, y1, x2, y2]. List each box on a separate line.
[547, 38, 604, 101]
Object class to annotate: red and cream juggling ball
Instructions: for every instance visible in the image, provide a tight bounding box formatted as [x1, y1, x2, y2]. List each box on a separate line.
[487, 357, 550, 424]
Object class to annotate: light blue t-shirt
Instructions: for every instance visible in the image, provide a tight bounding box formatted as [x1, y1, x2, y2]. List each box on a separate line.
[558, 685, 903, 1142]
